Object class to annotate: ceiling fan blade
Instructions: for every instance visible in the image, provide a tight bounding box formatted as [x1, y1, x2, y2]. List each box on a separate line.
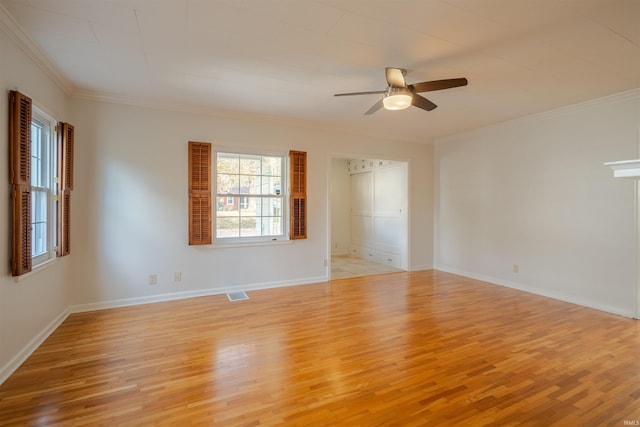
[334, 90, 385, 97]
[409, 78, 468, 93]
[385, 67, 407, 87]
[412, 94, 437, 111]
[365, 99, 384, 115]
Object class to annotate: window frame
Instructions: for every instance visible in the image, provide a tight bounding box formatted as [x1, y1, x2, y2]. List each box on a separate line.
[213, 148, 289, 245]
[30, 106, 58, 267]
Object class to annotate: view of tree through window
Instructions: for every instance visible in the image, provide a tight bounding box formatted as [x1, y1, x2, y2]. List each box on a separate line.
[216, 152, 284, 239]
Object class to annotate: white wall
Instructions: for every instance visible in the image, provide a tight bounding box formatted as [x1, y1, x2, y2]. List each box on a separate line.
[330, 159, 350, 255]
[435, 90, 640, 317]
[69, 100, 435, 308]
[0, 26, 72, 382]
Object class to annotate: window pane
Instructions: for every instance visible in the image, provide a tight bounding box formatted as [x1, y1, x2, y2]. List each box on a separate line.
[31, 123, 42, 187]
[239, 174, 258, 194]
[218, 196, 236, 212]
[32, 190, 47, 223]
[260, 175, 281, 195]
[240, 154, 261, 175]
[217, 152, 239, 173]
[217, 173, 239, 194]
[31, 190, 47, 257]
[216, 216, 239, 238]
[33, 222, 47, 257]
[261, 216, 282, 236]
[240, 217, 259, 237]
[240, 197, 255, 214]
[218, 197, 226, 210]
[262, 156, 281, 177]
[252, 197, 281, 216]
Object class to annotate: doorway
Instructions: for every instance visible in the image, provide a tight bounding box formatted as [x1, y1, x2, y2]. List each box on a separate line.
[330, 157, 409, 279]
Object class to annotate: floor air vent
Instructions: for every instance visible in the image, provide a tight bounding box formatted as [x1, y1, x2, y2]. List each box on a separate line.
[226, 291, 249, 302]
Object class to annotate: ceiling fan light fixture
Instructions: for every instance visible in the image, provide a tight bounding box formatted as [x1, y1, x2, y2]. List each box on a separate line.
[383, 87, 412, 110]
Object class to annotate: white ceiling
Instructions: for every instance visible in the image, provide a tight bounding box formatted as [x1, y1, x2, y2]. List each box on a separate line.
[2, 0, 639, 143]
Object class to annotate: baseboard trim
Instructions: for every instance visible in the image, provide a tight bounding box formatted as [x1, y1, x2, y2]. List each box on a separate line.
[434, 265, 634, 318]
[410, 264, 433, 272]
[0, 307, 70, 386]
[69, 275, 328, 314]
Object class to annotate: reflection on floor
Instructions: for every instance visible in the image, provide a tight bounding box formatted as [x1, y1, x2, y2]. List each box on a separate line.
[331, 254, 402, 280]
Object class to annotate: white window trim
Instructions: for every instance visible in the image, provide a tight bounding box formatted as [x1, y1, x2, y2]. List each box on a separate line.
[213, 147, 289, 245]
[31, 105, 57, 268]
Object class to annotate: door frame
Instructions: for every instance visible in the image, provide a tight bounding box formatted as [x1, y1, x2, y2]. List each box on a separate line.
[327, 154, 410, 279]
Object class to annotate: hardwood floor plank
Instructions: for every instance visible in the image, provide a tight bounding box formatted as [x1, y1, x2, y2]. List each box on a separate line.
[1, 270, 639, 426]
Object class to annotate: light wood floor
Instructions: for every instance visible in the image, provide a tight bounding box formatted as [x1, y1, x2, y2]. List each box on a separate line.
[1, 270, 639, 426]
[331, 254, 402, 279]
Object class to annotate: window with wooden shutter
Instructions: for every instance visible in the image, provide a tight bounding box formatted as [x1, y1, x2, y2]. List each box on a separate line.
[189, 141, 212, 245]
[9, 90, 33, 276]
[57, 122, 74, 257]
[289, 150, 307, 240]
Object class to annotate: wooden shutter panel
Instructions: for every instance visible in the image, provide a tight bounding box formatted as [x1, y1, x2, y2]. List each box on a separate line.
[57, 122, 74, 257]
[9, 90, 32, 276]
[189, 141, 212, 245]
[10, 91, 31, 185]
[11, 187, 32, 275]
[57, 190, 71, 257]
[59, 122, 74, 190]
[289, 150, 307, 240]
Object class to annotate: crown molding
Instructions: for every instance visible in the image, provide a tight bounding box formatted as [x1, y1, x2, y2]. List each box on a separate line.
[72, 88, 308, 126]
[72, 88, 430, 145]
[0, 3, 74, 96]
[605, 158, 640, 179]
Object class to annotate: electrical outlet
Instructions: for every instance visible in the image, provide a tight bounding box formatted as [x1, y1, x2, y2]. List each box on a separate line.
[323, 259, 328, 267]
[149, 274, 158, 285]
[513, 264, 519, 274]
[174, 272, 182, 282]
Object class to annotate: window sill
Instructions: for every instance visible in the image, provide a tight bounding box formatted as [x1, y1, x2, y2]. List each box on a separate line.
[200, 240, 294, 249]
[13, 257, 59, 282]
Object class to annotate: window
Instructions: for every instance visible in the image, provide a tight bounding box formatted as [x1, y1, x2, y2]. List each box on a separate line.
[215, 151, 286, 241]
[9, 90, 74, 276]
[187, 142, 306, 246]
[30, 108, 57, 265]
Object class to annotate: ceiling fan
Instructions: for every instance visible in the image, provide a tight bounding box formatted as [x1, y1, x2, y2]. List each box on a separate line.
[334, 67, 468, 115]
